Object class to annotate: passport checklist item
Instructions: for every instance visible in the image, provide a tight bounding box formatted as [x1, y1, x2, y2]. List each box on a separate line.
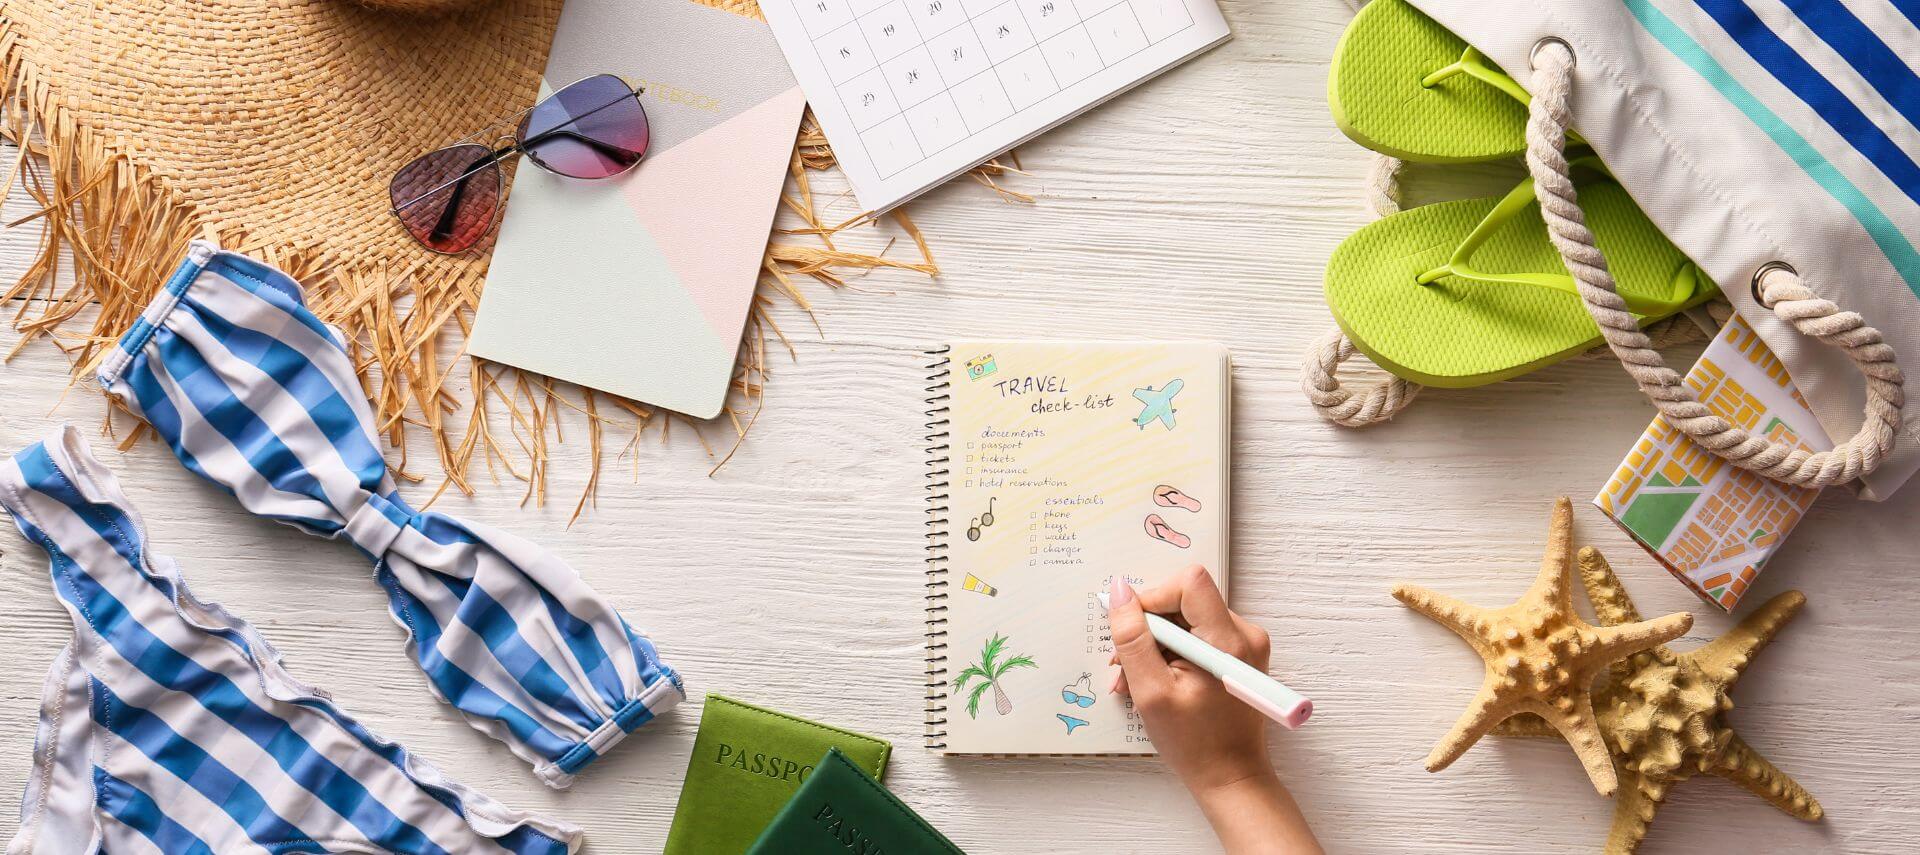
[96, 241, 684, 789]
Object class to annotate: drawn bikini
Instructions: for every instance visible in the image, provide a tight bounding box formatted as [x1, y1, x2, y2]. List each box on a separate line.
[1057, 674, 1095, 734]
[1061, 673, 1096, 708]
[966, 497, 996, 542]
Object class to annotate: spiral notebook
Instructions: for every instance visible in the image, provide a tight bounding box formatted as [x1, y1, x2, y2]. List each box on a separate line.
[924, 341, 1230, 755]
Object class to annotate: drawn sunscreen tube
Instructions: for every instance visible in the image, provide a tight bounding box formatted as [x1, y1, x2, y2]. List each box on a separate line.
[1100, 593, 1313, 730]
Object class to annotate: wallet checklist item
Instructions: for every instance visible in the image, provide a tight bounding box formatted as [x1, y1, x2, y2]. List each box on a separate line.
[747, 748, 966, 854]
[664, 694, 892, 854]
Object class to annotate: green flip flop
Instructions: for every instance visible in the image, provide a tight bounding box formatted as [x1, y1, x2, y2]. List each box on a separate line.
[1329, 0, 1557, 162]
[1324, 161, 1721, 388]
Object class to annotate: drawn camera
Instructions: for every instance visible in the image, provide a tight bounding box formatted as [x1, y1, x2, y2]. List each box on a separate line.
[966, 354, 998, 381]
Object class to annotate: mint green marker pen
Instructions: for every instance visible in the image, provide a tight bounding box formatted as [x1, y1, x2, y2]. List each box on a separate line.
[1100, 591, 1313, 730]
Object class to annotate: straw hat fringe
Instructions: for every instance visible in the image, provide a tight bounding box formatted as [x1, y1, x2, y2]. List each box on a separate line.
[0, 1, 1000, 519]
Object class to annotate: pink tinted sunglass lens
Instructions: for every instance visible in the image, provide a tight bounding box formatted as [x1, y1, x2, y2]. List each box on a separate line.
[390, 143, 502, 253]
[517, 74, 649, 179]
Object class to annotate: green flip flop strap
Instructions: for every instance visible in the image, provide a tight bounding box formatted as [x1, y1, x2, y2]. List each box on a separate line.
[1420, 47, 1587, 146]
[1421, 47, 1533, 105]
[1413, 160, 1698, 316]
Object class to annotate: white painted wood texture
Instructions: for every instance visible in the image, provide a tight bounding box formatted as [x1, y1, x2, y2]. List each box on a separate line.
[1, 1, 1916, 852]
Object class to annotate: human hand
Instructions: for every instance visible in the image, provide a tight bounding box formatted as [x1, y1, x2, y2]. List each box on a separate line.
[1106, 565, 1274, 794]
[1107, 567, 1322, 854]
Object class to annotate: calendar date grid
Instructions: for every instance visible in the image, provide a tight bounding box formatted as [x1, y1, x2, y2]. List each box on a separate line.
[798, 0, 1195, 179]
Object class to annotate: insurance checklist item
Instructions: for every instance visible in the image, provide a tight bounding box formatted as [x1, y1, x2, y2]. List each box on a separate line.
[925, 341, 1230, 755]
[761, 0, 1231, 212]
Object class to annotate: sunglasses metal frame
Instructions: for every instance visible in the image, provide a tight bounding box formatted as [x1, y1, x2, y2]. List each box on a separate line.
[389, 74, 649, 255]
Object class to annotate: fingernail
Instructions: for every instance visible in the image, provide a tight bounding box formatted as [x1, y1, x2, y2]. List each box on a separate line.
[1110, 577, 1135, 607]
[1107, 671, 1124, 694]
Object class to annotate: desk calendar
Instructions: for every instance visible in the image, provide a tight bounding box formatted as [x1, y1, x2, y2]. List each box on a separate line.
[758, 0, 1230, 212]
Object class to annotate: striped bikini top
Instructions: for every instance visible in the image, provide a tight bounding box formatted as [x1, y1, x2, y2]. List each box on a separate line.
[96, 241, 684, 789]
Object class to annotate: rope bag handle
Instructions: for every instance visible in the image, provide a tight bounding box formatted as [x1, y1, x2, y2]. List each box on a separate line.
[1301, 155, 1717, 427]
[1525, 39, 1905, 488]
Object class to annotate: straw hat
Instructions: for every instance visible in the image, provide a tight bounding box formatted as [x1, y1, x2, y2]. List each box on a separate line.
[2, 0, 561, 273]
[1, 0, 950, 503]
[1, 0, 561, 472]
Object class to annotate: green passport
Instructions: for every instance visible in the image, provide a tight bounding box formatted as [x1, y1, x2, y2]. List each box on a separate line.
[664, 694, 892, 854]
[747, 748, 966, 855]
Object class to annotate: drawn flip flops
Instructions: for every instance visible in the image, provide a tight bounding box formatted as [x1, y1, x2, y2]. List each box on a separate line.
[1144, 514, 1191, 549]
[1325, 161, 1718, 388]
[1329, 0, 1549, 162]
[1153, 485, 1201, 513]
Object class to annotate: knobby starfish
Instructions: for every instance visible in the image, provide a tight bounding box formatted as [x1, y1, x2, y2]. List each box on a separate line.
[1497, 547, 1821, 853]
[1393, 497, 1693, 796]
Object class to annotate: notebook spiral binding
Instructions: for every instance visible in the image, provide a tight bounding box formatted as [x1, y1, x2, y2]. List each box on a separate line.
[923, 346, 952, 752]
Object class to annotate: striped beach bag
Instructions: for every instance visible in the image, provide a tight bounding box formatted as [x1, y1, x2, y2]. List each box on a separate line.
[1397, 0, 1920, 498]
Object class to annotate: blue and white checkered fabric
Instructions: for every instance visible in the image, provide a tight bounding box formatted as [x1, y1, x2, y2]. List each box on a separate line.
[97, 240, 684, 789]
[0, 426, 582, 853]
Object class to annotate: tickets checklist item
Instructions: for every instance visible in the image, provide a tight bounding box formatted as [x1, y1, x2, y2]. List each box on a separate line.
[760, 0, 1230, 212]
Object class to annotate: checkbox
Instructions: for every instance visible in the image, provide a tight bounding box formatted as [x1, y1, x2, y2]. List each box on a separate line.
[1030, 546, 1038, 554]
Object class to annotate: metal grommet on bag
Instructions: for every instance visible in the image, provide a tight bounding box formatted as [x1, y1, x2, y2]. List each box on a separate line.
[1530, 36, 1574, 69]
[1752, 261, 1798, 307]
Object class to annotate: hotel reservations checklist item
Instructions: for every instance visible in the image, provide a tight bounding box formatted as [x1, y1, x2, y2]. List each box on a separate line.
[925, 341, 1230, 755]
[760, 0, 1232, 212]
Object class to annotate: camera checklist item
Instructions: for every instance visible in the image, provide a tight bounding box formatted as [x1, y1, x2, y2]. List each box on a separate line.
[759, 0, 1231, 212]
[924, 341, 1231, 755]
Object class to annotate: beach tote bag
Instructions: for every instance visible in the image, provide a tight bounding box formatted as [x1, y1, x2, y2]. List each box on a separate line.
[1388, 0, 1920, 499]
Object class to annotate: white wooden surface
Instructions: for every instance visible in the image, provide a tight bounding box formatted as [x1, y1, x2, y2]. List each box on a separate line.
[2, 1, 1917, 852]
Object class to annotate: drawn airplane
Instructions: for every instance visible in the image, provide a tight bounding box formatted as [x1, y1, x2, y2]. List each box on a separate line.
[1131, 378, 1184, 430]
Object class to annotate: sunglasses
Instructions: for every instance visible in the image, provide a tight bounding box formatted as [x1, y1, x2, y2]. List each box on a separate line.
[389, 73, 651, 254]
[966, 497, 997, 542]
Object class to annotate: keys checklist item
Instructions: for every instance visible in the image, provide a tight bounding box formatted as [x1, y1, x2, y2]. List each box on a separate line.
[761, 0, 1231, 212]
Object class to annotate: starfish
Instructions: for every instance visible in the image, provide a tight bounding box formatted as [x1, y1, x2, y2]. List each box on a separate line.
[1393, 497, 1693, 796]
[1496, 547, 1821, 853]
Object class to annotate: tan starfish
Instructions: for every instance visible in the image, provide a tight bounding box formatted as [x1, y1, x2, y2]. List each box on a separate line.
[1497, 547, 1821, 853]
[1393, 497, 1693, 796]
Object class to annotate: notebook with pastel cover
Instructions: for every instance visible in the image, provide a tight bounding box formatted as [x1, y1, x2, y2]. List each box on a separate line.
[472, 0, 805, 418]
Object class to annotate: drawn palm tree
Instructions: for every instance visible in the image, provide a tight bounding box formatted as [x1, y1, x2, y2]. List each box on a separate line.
[953, 633, 1037, 718]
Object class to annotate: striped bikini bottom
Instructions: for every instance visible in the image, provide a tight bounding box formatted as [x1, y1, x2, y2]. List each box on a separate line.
[0, 427, 580, 854]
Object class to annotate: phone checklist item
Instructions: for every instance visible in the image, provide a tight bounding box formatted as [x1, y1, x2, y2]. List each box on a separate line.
[924, 341, 1231, 755]
[760, 0, 1231, 212]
